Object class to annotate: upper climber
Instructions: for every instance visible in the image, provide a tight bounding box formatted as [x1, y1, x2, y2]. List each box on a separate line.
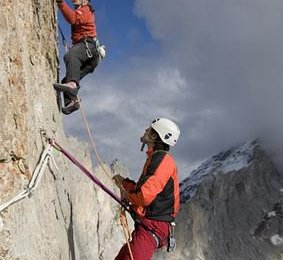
[54, 0, 105, 115]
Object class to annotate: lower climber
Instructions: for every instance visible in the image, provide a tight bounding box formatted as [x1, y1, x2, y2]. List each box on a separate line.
[54, 0, 105, 115]
[113, 118, 181, 260]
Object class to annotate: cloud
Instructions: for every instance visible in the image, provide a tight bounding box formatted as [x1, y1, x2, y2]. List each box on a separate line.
[64, 0, 283, 180]
[134, 0, 283, 172]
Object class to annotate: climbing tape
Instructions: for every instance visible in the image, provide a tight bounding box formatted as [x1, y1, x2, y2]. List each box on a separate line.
[0, 144, 58, 213]
[120, 207, 134, 260]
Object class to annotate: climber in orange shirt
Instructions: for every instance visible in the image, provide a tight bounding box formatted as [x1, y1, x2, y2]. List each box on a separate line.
[114, 118, 181, 260]
[54, 0, 105, 115]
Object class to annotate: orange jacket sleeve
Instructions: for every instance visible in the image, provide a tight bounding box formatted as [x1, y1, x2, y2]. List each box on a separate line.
[128, 154, 175, 206]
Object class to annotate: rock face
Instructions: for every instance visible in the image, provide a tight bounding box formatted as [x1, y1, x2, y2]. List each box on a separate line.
[2, 2, 283, 260]
[154, 142, 283, 260]
[0, 1, 124, 259]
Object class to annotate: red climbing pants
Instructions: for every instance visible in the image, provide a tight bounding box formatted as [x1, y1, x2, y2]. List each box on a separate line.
[115, 218, 169, 260]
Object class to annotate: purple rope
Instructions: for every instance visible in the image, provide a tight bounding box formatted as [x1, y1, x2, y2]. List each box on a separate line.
[50, 139, 129, 212]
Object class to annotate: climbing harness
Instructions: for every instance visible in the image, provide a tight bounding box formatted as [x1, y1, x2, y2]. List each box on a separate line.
[0, 144, 57, 213]
[147, 229, 161, 248]
[84, 38, 94, 58]
[58, 22, 106, 61]
[83, 37, 106, 61]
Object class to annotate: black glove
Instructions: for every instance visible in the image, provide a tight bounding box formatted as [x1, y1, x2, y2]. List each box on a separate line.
[56, 0, 63, 3]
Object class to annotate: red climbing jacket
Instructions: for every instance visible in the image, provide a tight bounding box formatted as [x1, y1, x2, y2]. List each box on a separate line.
[122, 148, 180, 222]
[57, 2, 96, 43]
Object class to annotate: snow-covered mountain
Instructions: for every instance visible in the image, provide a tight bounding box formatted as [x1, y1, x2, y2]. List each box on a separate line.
[154, 141, 283, 260]
[180, 141, 257, 203]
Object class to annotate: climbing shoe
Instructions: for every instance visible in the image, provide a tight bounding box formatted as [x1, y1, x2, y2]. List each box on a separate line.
[53, 82, 78, 96]
[62, 99, 80, 115]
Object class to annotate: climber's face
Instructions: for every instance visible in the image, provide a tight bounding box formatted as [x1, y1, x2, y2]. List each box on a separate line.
[72, 0, 88, 6]
[140, 128, 157, 147]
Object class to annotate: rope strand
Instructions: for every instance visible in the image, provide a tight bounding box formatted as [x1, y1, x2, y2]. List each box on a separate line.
[120, 208, 134, 260]
[77, 98, 133, 259]
[77, 96, 124, 190]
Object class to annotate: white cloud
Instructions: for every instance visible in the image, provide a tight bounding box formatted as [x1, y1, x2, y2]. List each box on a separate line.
[134, 0, 283, 172]
[64, 0, 283, 180]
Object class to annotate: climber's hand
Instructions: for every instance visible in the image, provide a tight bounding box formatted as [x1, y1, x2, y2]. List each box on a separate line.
[113, 174, 125, 187]
[120, 189, 129, 202]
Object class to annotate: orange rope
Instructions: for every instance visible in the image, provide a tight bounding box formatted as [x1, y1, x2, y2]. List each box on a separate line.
[120, 208, 134, 260]
[77, 96, 122, 187]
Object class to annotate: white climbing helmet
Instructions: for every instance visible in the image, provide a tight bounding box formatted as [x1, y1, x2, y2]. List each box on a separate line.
[151, 118, 180, 147]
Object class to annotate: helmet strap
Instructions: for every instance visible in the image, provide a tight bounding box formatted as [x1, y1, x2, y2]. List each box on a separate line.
[140, 142, 146, 152]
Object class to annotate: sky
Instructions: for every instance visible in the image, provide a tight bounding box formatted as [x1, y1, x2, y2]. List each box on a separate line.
[58, 0, 283, 180]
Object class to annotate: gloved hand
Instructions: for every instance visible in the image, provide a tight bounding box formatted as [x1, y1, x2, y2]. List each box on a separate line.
[120, 189, 130, 206]
[113, 174, 125, 187]
[56, 0, 63, 3]
[120, 189, 129, 201]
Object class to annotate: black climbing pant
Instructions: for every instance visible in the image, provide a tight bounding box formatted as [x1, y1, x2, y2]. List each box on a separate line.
[62, 38, 99, 106]
[63, 39, 99, 86]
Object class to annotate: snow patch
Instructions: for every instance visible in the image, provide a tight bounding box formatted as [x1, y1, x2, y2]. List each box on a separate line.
[267, 211, 277, 217]
[180, 141, 258, 203]
[280, 188, 283, 193]
[221, 142, 256, 173]
[271, 234, 283, 246]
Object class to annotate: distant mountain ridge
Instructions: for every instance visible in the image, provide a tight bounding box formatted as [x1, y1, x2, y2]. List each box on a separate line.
[180, 140, 258, 203]
[154, 141, 283, 260]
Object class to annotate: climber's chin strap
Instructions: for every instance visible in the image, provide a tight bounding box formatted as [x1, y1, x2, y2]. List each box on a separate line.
[140, 142, 145, 151]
